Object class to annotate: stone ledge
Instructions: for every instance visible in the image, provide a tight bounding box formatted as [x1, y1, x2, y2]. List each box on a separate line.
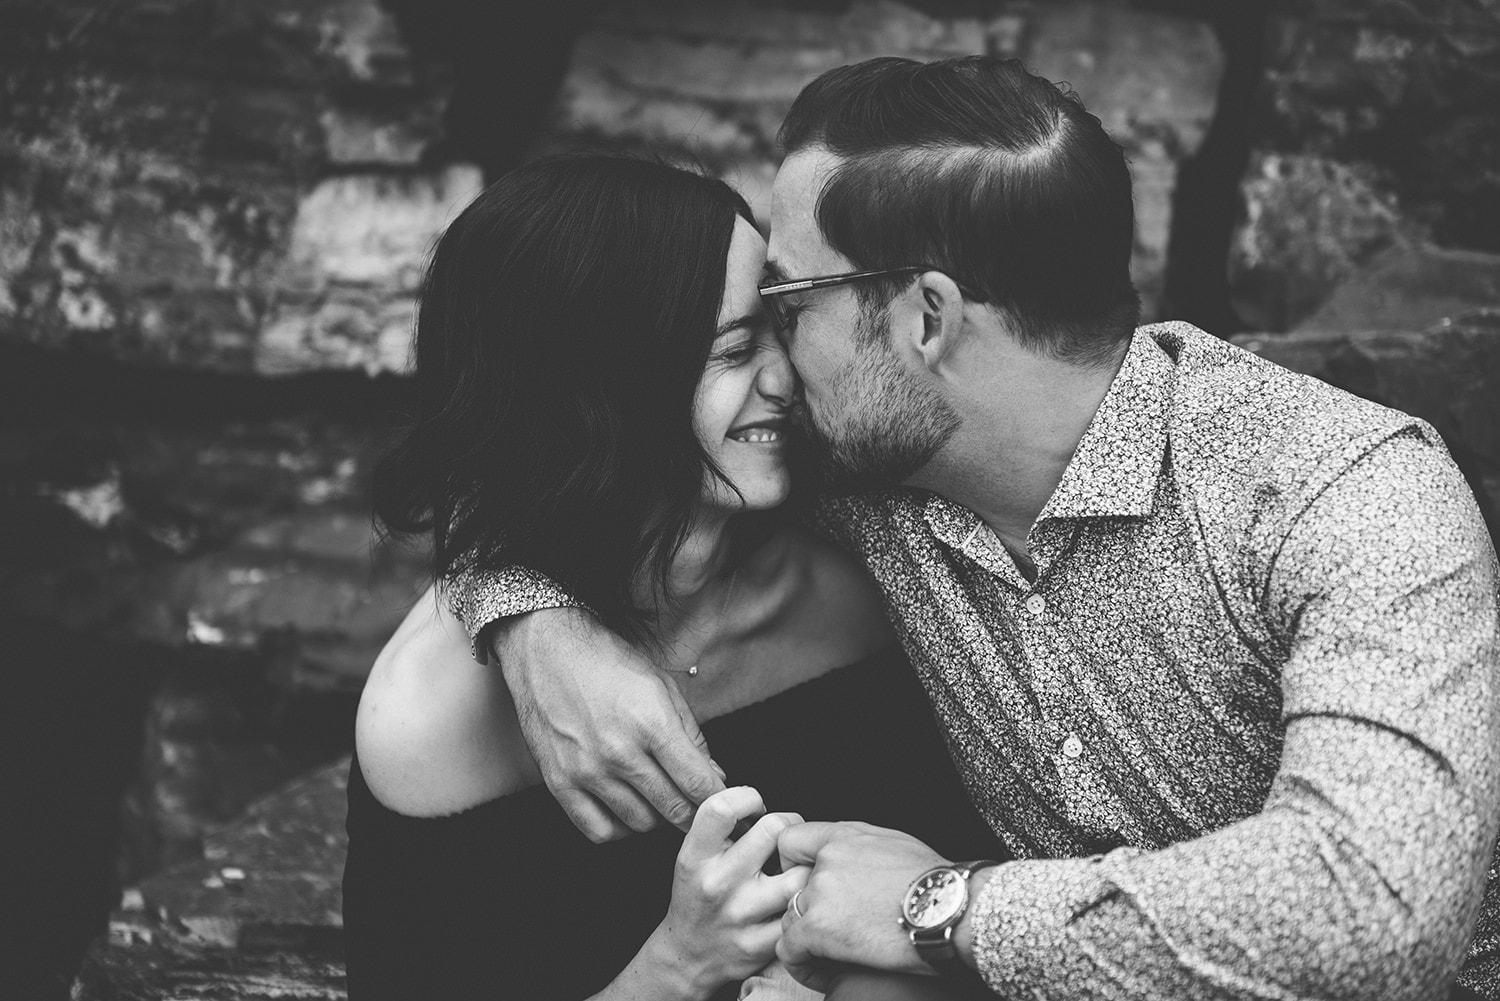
[1230, 244, 1500, 534]
[2, 418, 428, 691]
[75, 759, 352, 1000]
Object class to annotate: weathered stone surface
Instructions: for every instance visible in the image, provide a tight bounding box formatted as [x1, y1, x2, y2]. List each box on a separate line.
[257, 165, 483, 375]
[1230, 152, 1419, 332]
[1, 408, 426, 900]
[3, 0, 1227, 367]
[555, 0, 1019, 183]
[556, 0, 1222, 320]
[145, 761, 349, 944]
[1, 404, 424, 906]
[0, 153, 475, 374]
[0, 418, 427, 688]
[1303, 243, 1500, 335]
[320, 101, 444, 167]
[275, 167, 482, 290]
[1258, 0, 1500, 250]
[74, 941, 345, 1001]
[75, 761, 350, 1000]
[156, 509, 428, 687]
[1232, 245, 1500, 531]
[0, 0, 456, 374]
[257, 286, 423, 376]
[132, 675, 354, 876]
[1024, 3, 1222, 154]
[1231, 0, 1500, 330]
[0, 147, 295, 370]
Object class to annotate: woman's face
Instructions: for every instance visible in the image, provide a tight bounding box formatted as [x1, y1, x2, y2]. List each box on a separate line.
[694, 216, 796, 513]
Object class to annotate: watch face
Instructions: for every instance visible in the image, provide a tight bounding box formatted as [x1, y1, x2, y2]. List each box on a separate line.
[903, 869, 966, 930]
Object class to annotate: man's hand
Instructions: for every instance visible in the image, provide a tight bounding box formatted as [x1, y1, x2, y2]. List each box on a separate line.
[491, 608, 726, 842]
[775, 822, 952, 991]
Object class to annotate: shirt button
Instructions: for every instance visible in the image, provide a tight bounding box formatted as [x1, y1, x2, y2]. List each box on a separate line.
[1061, 733, 1084, 759]
[1024, 593, 1046, 616]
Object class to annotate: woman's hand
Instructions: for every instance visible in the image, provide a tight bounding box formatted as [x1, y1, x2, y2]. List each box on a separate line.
[650, 787, 810, 997]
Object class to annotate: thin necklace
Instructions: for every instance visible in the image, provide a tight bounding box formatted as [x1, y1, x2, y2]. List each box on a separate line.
[661, 568, 738, 678]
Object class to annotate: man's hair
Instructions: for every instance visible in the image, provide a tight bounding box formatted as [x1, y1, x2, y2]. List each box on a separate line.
[779, 56, 1140, 362]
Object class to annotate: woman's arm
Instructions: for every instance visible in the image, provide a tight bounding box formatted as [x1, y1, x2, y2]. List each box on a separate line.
[354, 589, 810, 1000]
[356, 584, 540, 815]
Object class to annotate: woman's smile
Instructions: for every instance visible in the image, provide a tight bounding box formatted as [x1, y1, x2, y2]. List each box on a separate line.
[727, 418, 787, 445]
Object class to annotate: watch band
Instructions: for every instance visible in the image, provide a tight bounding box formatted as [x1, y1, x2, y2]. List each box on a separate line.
[906, 860, 999, 986]
[916, 926, 971, 980]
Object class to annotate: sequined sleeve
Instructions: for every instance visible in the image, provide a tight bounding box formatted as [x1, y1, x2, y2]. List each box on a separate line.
[967, 430, 1500, 1000]
[439, 498, 889, 664]
[442, 565, 590, 663]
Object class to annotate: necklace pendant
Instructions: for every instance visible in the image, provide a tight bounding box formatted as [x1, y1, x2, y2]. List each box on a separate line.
[687, 665, 698, 677]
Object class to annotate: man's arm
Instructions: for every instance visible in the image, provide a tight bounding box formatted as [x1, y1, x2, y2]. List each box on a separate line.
[444, 564, 586, 664]
[442, 566, 723, 842]
[443, 497, 885, 841]
[491, 609, 727, 841]
[780, 433, 1500, 999]
[444, 495, 888, 662]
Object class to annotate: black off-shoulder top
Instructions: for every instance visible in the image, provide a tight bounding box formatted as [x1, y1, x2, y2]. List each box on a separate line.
[343, 646, 1007, 1000]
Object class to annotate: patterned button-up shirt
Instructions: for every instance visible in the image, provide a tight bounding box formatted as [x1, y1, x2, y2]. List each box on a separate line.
[449, 322, 1500, 1000]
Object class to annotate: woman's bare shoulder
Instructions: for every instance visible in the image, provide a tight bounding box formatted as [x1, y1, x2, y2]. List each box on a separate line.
[354, 585, 539, 817]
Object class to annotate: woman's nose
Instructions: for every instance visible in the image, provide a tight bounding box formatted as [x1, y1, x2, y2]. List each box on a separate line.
[757, 338, 798, 404]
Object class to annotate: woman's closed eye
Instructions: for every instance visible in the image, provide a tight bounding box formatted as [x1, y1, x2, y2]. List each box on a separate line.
[717, 343, 757, 365]
[713, 328, 778, 366]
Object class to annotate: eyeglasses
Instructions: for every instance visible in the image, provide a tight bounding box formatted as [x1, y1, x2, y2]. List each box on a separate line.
[757, 267, 975, 332]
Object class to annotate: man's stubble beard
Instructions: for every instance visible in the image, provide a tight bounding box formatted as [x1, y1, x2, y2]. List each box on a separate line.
[791, 305, 962, 493]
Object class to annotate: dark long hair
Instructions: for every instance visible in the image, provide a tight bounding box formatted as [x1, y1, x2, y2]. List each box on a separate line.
[373, 154, 758, 640]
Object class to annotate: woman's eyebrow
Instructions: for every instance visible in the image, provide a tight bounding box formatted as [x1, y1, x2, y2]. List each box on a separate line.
[762, 260, 789, 283]
[715, 313, 759, 337]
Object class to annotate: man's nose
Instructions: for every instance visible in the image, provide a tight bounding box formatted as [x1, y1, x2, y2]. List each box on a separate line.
[757, 339, 798, 404]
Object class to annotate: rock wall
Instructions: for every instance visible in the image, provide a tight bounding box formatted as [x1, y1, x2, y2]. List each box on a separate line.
[546, 0, 1222, 319]
[6, 0, 1497, 370]
[0, 0, 469, 375]
[74, 761, 352, 1000]
[1230, 0, 1500, 537]
[1, 0, 1225, 375]
[1231, 0, 1500, 331]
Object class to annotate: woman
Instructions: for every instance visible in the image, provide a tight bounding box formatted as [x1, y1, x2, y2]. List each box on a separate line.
[343, 155, 1002, 1000]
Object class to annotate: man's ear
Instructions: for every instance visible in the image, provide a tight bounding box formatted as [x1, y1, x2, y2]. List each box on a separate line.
[905, 270, 967, 372]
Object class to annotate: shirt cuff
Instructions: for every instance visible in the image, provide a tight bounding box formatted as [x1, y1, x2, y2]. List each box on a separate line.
[967, 853, 1139, 995]
[442, 566, 589, 662]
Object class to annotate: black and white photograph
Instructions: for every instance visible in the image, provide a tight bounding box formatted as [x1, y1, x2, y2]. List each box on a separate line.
[3, 1, 1498, 998]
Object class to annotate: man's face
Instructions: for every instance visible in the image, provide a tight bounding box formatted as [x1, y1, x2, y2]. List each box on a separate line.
[766, 148, 960, 490]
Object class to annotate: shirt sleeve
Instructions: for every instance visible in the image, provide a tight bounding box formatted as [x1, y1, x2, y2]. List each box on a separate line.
[443, 565, 589, 663]
[808, 491, 909, 553]
[440, 496, 887, 662]
[966, 431, 1500, 1000]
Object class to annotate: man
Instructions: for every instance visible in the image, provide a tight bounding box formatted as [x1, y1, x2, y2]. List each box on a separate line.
[448, 57, 1500, 998]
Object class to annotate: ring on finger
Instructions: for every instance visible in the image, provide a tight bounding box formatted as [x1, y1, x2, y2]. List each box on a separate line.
[789, 888, 805, 918]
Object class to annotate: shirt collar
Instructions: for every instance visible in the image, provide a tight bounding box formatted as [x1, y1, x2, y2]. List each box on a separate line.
[922, 327, 1173, 564]
[1034, 328, 1173, 522]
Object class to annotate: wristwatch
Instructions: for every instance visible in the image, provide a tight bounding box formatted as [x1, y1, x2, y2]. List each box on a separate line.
[898, 859, 999, 982]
